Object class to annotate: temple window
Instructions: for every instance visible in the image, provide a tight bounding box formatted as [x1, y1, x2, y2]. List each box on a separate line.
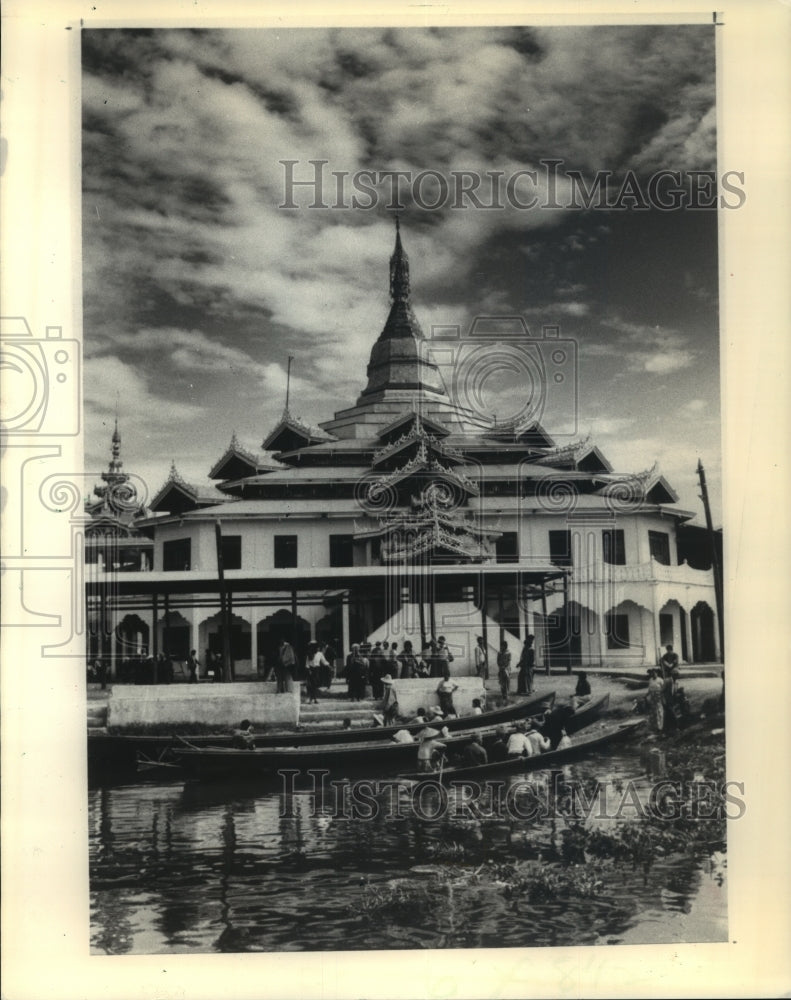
[648, 530, 671, 565]
[602, 528, 626, 565]
[274, 534, 298, 569]
[605, 612, 630, 649]
[495, 531, 519, 563]
[221, 535, 242, 570]
[549, 529, 572, 567]
[162, 538, 191, 571]
[329, 534, 354, 567]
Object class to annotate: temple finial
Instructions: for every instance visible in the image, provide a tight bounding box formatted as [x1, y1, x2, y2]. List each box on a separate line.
[390, 213, 410, 302]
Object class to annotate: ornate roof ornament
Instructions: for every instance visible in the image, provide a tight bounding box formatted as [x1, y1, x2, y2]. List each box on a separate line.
[390, 213, 410, 303]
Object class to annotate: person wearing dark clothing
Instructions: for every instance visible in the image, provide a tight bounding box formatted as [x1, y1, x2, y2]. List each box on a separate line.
[436, 679, 458, 716]
[187, 649, 199, 684]
[435, 636, 454, 680]
[369, 642, 386, 699]
[660, 645, 679, 680]
[277, 640, 296, 694]
[540, 704, 576, 749]
[489, 726, 510, 762]
[573, 671, 591, 708]
[231, 720, 255, 750]
[345, 645, 369, 701]
[517, 635, 536, 695]
[398, 640, 418, 679]
[463, 733, 488, 767]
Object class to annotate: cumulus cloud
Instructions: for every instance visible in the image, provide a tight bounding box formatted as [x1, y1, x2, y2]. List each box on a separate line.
[81, 25, 720, 507]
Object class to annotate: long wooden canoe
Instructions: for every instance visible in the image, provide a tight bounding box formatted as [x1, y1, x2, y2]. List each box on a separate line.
[169, 693, 613, 782]
[396, 719, 645, 783]
[89, 690, 556, 773]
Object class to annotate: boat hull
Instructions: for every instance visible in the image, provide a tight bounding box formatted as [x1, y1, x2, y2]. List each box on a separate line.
[89, 691, 556, 773]
[396, 719, 645, 783]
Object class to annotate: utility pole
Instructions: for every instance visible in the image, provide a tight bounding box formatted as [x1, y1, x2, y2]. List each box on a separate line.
[696, 459, 724, 664]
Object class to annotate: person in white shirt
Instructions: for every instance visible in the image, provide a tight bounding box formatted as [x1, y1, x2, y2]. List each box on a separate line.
[524, 721, 550, 756]
[506, 728, 532, 757]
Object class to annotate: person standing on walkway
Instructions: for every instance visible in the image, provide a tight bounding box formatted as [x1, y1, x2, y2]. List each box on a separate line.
[474, 635, 489, 681]
[187, 649, 199, 684]
[305, 641, 328, 704]
[497, 641, 512, 703]
[435, 636, 454, 680]
[277, 639, 296, 694]
[517, 635, 536, 695]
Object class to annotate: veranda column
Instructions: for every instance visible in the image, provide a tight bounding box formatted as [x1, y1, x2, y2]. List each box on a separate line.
[250, 599, 259, 676]
[682, 606, 694, 664]
[341, 592, 351, 660]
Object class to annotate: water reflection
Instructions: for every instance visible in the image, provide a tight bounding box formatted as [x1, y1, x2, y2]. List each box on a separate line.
[89, 749, 727, 954]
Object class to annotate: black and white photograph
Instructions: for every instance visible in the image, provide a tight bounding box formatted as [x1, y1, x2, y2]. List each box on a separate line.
[2, 1, 790, 997]
[81, 20, 729, 955]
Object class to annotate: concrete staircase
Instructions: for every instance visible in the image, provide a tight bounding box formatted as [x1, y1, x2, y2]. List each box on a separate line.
[297, 693, 385, 730]
[87, 690, 109, 733]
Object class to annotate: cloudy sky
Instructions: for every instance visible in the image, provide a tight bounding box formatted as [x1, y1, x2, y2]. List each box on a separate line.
[82, 25, 721, 523]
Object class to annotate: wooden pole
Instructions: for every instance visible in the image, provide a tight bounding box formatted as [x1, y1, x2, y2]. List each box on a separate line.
[696, 459, 725, 663]
[227, 588, 235, 681]
[152, 592, 159, 683]
[480, 575, 488, 654]
[215, 521, 232, 682]
[540, 584, 550, 675]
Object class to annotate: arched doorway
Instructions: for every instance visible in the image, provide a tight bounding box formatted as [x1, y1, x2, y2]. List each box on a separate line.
[115, 613, 149, 660]
[113, 614, 150, 682]
[691, 602, 716, 662]
[198, 611, 252, 678]
[540, 599, 583, 670]
[314, 608, 365, 657]
[658, 599, 689, 664]
[256, 609, 311, 678]
[157, 610, 191, 663]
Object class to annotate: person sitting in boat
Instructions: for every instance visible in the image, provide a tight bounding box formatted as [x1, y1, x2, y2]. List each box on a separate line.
[411, 707, 428, 725]
[573, 671, 591, 709]
[462, 732, 488, 767]
[231, 720, 255, 750]
[416, 727, 446, 772]
[556, 729, 572, 750]
[506, 723, 532, 758]
[540, 703, 576, 749]
[489, 725, 510, 761]
[524, 719, 550, 756]
[436, 678, 459, 716]
[391, 728, 415, 744]
[471, 698, 483, 716]
[427, 704, 445, 723]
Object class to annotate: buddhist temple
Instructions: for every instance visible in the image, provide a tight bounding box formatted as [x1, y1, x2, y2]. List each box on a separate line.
[85, 221, 721, 675]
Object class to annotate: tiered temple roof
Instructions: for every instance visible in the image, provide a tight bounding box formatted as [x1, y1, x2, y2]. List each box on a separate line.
[143, 219, 694, 534]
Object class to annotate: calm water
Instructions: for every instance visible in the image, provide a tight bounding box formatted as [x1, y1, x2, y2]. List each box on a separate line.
[89, 747, 727, 954]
